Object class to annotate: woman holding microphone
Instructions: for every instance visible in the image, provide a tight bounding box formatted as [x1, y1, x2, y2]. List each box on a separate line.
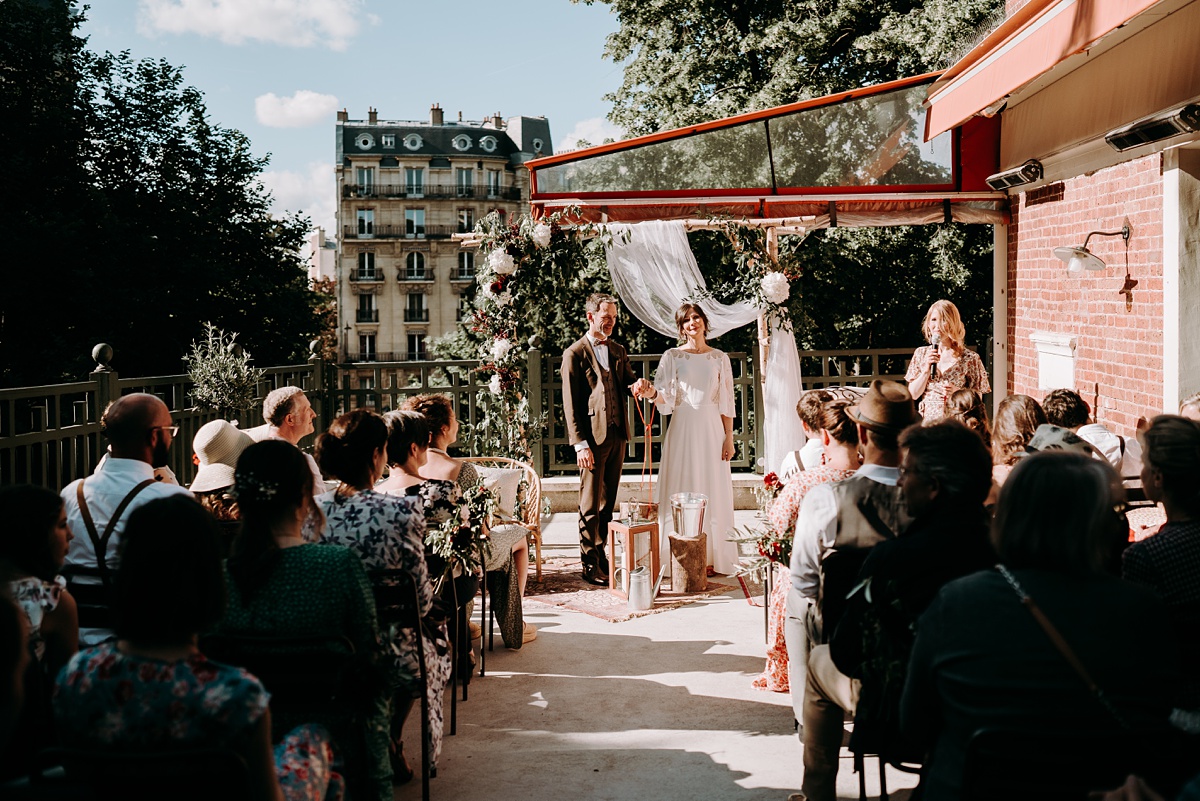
[905, 300, 990, 424]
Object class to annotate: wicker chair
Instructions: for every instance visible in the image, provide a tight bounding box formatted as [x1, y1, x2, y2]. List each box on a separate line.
[462, 457, 543, 580]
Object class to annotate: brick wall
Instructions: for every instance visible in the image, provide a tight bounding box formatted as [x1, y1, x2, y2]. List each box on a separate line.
[1007, 153, 1164, 435]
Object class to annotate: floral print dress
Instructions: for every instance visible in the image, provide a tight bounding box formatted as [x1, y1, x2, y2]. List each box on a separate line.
[753, 464, 857, 692]
[9, 574, 66, 663]
[54, 643, 342, 801]
[905, 346, 991, 423]
[319, 488, 451, 768]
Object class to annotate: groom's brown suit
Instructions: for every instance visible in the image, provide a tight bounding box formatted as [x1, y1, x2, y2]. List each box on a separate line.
[562, 335, 637, 577]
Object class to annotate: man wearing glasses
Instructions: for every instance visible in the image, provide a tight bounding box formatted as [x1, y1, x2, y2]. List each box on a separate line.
[61, 393, 193, 645]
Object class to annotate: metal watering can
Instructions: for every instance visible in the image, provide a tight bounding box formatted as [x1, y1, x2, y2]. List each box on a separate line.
[613, 565, 666, 611]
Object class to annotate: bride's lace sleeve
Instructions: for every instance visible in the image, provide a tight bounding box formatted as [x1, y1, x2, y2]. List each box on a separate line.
[716, 351, 735, 418]
[652, 349, 681, 415]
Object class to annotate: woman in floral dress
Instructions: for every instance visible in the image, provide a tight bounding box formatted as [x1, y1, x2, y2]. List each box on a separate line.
[0, 483, 78, 781]
[55, 494, 341, 801]
[315, 410, 449, 783]
[755, 400, 861, 693]
[905, 300, 991, 424]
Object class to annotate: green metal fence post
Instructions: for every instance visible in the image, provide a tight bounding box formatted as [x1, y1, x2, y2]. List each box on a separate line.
[308, 340, 327, 437]
[527, 346, 544, 476]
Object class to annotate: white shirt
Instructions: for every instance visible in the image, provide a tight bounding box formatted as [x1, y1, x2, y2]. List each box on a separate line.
[62, 457, 193, 645]
[799, 438, 825, 471]
[247, 427, 327, 495]
[789, 463, 900, 598]
[1077, 423, 1124, 471]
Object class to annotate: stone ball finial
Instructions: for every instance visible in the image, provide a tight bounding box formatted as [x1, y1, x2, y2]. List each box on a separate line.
[92, 343, 113, 372]
[309, 339, 321, 355]
[527, 335, 542, 349]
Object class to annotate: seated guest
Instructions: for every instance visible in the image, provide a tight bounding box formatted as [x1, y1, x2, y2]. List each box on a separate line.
[219, 441, 390, 800]
[246, 387, 325, 495]
[945, 388, 991, 446]
[1043, 387, 1125, 470]
[828, 421, 996, 766]
[54, 495, 340, 801]
[761, 399, 858, 701]
[189, 419, 254, 521]
[0, 485, 78, 782]
[782, 389, 835, 477]
[0, 592, 26, 752]
[901, 452, 1180, 801]
[1122, 415, 1200, 713]
[314, 411, 448, 781]
[990, 394, 1046, 486]
[1181, 392, 1200, 423]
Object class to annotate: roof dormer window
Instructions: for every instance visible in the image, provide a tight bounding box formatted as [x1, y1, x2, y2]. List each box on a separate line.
[355, 133, 375, 150]
[403, 134, 423, 151]
[452, 134, 472, 151]
[480, 135, 498, 153]
[531, 138, 544, 154]
[381, 134, 395, 148]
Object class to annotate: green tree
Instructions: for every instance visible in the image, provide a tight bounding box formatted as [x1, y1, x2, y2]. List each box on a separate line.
[0, 1, 321, 386]
[575, 0, 1002, 355]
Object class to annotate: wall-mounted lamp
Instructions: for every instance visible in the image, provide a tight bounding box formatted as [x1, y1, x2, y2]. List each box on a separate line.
[1053, 221, 1131, 272]
[986, 159, 1044, 191]
[1105, 104, 1200, 152]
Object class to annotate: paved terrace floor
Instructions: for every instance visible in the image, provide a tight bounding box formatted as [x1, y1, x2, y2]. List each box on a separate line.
[395, 511, 917, 801]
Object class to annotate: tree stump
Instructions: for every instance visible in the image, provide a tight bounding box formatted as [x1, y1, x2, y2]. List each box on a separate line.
[670, 533, 708, 593]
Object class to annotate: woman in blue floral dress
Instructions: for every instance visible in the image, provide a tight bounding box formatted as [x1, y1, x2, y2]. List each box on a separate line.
[54, 494, 342, 801]
[316, 409, 449, 783]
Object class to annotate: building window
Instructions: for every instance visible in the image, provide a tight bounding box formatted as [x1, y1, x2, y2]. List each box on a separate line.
[405, 293, 429, 322]
[357, 251, 376, 278]
[357, 293, 377, 323]
[480, 135, 497, 153]
[355, 133, 374, 150]
[457, 252, 474, 279]
[456, 168, 474, 197]
[403, 134, 423, 151]
[405, 209, 424, 239]
[486, 170, 501, 197]
[456, 299, 471, 322]
[381, 134, 395, 148]
[359, 333, 376, 361]
[355, 167, 374, 188]
[405, 167, 424, 196]
[451, 134, 472, 151]
[407, 332, 427, 360]
[531, 138, 544, 154]
[457, 208, 474, 233]
[406, 252, 426, 279]
[356, 209, 374, 236]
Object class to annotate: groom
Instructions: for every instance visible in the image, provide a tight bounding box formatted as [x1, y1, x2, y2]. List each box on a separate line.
[562, 293, 649, 585]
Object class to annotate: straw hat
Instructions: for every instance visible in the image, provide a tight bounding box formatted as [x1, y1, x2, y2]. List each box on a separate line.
[190, 420, 255, 493]
[845, 380, 919, 432]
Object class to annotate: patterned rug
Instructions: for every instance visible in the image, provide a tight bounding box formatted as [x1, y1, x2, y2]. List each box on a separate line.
[525, 557, 737, 623]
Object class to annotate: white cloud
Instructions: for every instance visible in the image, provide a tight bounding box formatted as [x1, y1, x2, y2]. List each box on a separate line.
[137, 0, 364, 51]
[260, 161, 336, 240]
[255, 90, 338, 128]
[557, 117, 625, 153]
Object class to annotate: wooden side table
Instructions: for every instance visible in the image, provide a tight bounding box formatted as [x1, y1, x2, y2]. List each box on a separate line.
[607, 519, 661, 598]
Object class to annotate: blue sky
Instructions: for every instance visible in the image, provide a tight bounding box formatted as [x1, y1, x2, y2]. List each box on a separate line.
[79, 0, 625, 236]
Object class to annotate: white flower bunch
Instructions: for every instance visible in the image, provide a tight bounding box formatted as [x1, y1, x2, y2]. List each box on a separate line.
[761, 272, 790, 305]
[491, 338, 513, 362]
[531, 223, 552, 248]
[488, 374, 504, 395]
[487, 248, 516, 276]
[494, 290, 513, 307]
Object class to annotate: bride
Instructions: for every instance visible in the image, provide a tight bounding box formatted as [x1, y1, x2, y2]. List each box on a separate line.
[639, 303, 738, 575]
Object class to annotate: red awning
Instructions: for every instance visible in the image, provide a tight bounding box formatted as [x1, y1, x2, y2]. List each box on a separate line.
[526, 74, 1005, 227]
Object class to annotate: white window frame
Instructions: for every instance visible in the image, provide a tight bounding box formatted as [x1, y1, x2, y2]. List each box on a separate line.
[355, 133, 375, 150]
[406, 252, 426, 278]
[451, 134, 472, 151]
[458, 251, 474, 278]
[480, 135, 498, 153]
[357, 251, 375, 276]
[381, 134, 395, 148]
[405, 167, 424, 197]
[356, 209, 374, 236]
[403, 134, 423, 151]
[405, 208, 425, 239]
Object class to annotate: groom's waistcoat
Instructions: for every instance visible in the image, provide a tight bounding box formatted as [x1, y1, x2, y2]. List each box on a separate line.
[599, 363, 623, 438]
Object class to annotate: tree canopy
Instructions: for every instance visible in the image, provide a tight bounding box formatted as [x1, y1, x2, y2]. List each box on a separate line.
[0, 0, 321, 386]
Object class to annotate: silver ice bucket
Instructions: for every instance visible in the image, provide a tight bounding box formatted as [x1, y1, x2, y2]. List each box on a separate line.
[670, 492, 708, 540]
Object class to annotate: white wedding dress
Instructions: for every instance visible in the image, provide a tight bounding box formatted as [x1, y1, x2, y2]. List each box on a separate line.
[653, 347, 738, 575]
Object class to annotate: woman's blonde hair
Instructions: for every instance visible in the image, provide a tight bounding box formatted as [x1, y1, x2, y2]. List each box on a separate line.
[923, 300, 967, 352]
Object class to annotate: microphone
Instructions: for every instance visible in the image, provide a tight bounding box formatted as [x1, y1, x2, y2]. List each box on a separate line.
[929, 338, 940, 382]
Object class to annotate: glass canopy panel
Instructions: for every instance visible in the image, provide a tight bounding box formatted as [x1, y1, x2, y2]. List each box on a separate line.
[768, 83, 953, 188]
[534, 120, 772, 195]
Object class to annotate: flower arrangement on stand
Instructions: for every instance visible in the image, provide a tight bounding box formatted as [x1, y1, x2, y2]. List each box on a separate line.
[427, 484, 496, 587]
[464, 209, 590, 462]
[754, 471, 784, 516]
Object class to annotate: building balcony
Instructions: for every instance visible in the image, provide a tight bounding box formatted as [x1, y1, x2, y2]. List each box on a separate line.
[345, 351, 430, 363]
[452, 270, 475, 282]
[398, 269, 434, 282]
[343, 183, 522, 201]
[343, 225, 458, 240]
[355, 310, 380, 323]
[404, 309, 430, 323]
[349, 270, 384, 282]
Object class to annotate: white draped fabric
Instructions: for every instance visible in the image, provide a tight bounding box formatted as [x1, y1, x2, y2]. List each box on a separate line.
[603, 220, 806, 475]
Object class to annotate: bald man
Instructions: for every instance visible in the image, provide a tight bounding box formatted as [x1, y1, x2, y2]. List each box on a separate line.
[61, 393, 193, 645]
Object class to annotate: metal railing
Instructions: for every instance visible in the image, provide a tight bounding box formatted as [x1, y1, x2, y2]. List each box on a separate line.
[355, 310, 380, 323]
[342, 183, 521, 201]
[2, 344, 943, 492]
[398, 270, 433, 282]
[343, 225, 457, 240]
[404, 309, 430, 322]
[349, 271, 384, 282]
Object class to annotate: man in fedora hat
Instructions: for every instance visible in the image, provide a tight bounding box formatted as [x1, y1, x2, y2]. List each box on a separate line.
[784, 379, 918, 801]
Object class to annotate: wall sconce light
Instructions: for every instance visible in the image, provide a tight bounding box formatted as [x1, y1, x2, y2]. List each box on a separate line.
[1053, 221, 1131, 272]
[986, 159, 1044, 191]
